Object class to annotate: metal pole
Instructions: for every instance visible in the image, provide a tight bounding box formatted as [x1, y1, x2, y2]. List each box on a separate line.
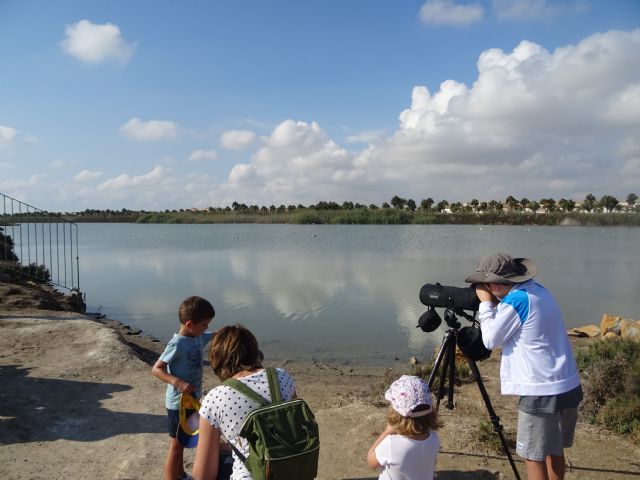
[41, 215, 45, 282]
[63, 219, 67, 287]
[2, 194, 6, 261]
[19, 203, 23, 272]
[69, 222, 74, 288]
[49, 221, 53, 283]
[75, 224, 80, 291]
[56, 217, 60, 285]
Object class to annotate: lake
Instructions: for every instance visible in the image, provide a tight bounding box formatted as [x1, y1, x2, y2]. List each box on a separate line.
[77, 223, 639, 366]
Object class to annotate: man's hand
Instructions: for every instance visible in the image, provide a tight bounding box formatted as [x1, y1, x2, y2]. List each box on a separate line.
[475, 284, 496, 303]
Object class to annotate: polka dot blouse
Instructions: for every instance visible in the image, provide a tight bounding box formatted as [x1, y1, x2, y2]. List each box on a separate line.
[199, 368, 296, 480]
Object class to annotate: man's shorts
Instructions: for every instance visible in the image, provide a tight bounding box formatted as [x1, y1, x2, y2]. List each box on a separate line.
[516, 407, 578, 461]
[167, 408, 180, 438]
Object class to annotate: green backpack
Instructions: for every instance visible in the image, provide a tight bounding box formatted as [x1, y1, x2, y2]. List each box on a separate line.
[223, 367, 320, 480]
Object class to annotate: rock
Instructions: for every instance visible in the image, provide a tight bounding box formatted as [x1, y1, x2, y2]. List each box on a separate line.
[567, 325, 600, 337]
[621, 319, 640, 340]
[600, 313, 640, 340]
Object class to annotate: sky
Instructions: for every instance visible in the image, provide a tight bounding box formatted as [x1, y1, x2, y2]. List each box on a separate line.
[1, 0, 639, 212]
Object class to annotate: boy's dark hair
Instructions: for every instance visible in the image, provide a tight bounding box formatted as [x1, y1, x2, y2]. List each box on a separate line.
[208, 324, 263, 380]
[179, 296, 215, 325]
[387, 405, 443, 436]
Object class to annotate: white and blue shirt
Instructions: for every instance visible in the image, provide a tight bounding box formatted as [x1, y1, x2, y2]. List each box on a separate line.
[478, 280, 581, 396]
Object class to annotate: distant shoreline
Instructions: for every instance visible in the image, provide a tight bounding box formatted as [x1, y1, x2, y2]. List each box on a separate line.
[54, 210, 640, 226]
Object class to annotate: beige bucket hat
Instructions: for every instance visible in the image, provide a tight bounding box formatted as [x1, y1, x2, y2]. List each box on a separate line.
[464, 252, 537, 284]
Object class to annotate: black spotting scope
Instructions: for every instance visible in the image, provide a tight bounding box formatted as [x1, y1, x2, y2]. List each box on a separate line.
[419, 282, 480, 312]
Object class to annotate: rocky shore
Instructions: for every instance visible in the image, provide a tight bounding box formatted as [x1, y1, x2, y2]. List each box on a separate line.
[1, 275, 639, 479]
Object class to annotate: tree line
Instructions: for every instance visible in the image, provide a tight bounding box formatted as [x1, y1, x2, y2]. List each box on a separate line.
[57, 192, 638, 217]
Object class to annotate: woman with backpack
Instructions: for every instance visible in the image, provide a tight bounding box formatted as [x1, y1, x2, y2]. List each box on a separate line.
[192, 324, 318, 480]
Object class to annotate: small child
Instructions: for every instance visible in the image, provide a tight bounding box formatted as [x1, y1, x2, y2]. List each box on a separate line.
[152, 296, 215, 480]
[367, 375, 442, 480]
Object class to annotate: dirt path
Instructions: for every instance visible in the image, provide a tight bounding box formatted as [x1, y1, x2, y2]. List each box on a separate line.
[1, 308, 639, 479]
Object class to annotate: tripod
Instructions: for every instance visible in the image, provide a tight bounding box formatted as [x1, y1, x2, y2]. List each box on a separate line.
[427, 308, 521, 480]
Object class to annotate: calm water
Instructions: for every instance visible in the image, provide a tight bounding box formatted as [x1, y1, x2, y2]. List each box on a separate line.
[77, 223, 640, 365]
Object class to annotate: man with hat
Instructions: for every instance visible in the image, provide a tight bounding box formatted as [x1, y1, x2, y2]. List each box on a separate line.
[466, 253, 582, 480]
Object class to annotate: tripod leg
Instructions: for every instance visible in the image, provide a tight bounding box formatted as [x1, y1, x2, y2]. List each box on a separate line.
[467, 358, 522, 480]
[446, 332, 457, 409]
[427, 331, 451, 390]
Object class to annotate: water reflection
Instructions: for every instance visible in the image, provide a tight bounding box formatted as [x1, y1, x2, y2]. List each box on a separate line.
[77, 224, 640, 366]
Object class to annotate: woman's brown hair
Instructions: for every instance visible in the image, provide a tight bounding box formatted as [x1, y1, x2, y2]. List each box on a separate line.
[387, 404, 443, 437]
[208, 324, 263, 380]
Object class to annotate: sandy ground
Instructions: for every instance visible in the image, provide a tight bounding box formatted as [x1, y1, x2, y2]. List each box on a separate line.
[1, 279, 639, 479]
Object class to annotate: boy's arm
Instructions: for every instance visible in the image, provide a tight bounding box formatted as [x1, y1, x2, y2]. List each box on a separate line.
[151, 359, 195, 394]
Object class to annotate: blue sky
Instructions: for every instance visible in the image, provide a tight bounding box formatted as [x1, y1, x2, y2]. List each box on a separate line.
[1, 0, 639, 212]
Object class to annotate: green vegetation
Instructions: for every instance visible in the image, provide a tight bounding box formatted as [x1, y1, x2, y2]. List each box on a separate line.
[470, 419, 517, 454]
[63, 209, 639, 226]
[0, 227, 51, 284]
[6, 192, 639, 225]
[576, 338, 640, 444]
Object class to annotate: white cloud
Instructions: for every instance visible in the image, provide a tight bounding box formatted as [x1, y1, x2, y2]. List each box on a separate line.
[220, 130, 257, 150]
[345, 130, 385, 144]
[222, 119, 363, 202]
[605, 84, 640, 124]
[419, 0, 484, 26]
[219, 29, 640, 205]
[59, 19, 135, 64]
[188, 149, 218, 162]
[120, 117, 179, 141]
[74, 170, 103, 182]
[98, 165, 170, 190]
[0, 125, 18, 145]
[493, 0, 588, 21]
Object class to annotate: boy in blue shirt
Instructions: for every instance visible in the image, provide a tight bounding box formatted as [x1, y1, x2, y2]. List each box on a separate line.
[152, 296, 215, 480]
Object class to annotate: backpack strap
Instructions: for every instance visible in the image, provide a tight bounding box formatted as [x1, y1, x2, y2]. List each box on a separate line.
[266, 366, 283, 403]
[223, 377, 270, 406]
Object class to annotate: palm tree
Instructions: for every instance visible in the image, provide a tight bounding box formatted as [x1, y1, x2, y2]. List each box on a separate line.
[470, 198, 479, 212]
[540, 198, 556, 213]
[599, 195, 619, 212]
[406, 199, 417, 211]
[390, 195, 406, 210]
[582, 193, 596, 212]
[505, 195, 519, 212]
[488, 200, 501, 212]
[449, 202, 463, 213]
[420, 197, 434, 211]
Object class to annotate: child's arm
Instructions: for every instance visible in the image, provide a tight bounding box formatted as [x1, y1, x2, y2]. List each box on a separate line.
[151, 359, 195, 395]
[366, 423, 395, 469]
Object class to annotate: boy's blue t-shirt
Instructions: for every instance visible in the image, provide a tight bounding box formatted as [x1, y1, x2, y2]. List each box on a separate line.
[159, 331, 213, 409]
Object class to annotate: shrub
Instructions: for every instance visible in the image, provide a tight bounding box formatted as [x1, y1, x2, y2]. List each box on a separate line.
[471, 419, 516, 454]
[577, 338, 640, 443]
